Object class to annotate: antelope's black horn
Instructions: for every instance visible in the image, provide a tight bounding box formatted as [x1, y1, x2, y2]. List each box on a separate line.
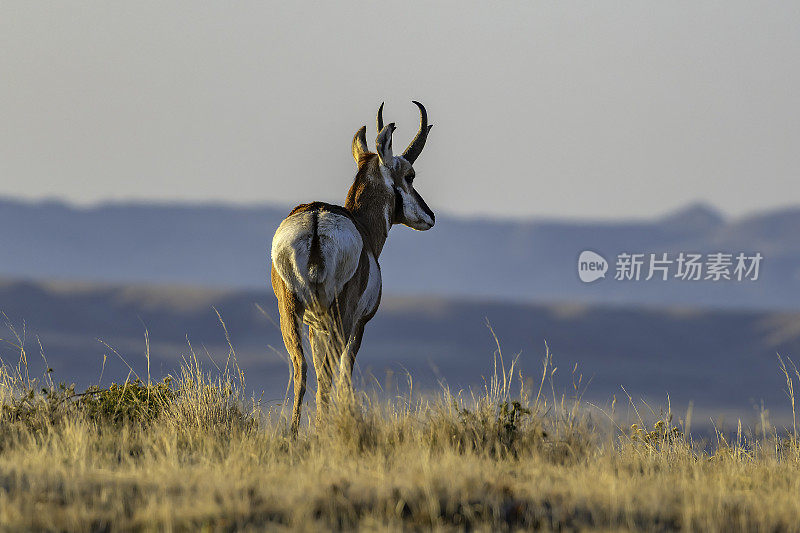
[402, 101, 429, 164]
[377, 102, 385, 135]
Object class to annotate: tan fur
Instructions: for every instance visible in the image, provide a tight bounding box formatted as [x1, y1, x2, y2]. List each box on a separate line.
[345, 154, 394, 256]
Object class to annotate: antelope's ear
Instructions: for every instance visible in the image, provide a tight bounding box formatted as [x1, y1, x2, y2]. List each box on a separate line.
[376, 123, 395, 167]
[352, 126, 369, 165]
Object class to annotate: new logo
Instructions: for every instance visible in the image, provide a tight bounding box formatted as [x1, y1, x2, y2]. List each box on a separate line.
[578, 250, 608, 283]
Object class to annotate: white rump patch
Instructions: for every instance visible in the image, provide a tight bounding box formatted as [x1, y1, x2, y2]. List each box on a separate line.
[271, 210, 362, 311]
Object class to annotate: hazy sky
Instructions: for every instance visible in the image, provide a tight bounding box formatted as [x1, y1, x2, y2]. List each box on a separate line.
[2, 1, 798, 219]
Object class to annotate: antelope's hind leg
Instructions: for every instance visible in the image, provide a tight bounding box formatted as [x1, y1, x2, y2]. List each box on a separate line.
[276, 291, 307, 436]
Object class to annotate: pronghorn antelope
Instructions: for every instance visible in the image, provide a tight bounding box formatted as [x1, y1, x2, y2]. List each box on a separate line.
[271, 101, 435, 433]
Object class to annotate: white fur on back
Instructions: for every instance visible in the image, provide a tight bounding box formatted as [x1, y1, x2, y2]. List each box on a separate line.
[271, 210, 362, 311]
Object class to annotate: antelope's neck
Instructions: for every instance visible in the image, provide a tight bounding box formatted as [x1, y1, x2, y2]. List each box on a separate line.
[346, 201, 391, 258]
[344, 155, 395, 258]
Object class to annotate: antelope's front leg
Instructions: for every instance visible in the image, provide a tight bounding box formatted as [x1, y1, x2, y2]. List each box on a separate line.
[309, 326, 334, 425]
[337, 320, 366, 394]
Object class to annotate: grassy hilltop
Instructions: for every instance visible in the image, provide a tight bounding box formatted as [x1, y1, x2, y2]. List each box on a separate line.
[0, 335, 800, 532]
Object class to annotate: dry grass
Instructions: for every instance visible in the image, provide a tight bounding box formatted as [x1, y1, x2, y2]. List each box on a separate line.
[0, 323, 799, 531]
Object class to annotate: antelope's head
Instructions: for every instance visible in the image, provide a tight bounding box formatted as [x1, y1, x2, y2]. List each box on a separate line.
[351, 101, 435, 231]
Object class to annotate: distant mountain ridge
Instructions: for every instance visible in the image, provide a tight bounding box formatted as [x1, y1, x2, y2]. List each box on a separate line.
[0, 278, 798, 421]
[1, 197, 799, 309]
